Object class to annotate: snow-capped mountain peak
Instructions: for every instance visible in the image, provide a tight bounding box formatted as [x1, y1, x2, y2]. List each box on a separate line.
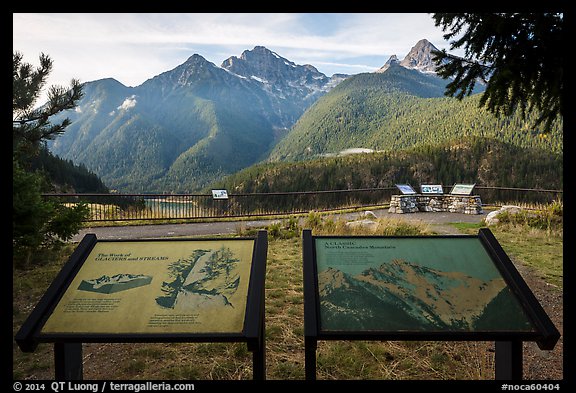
[376, 39, 445, 75]
[399, 38, 441, 73]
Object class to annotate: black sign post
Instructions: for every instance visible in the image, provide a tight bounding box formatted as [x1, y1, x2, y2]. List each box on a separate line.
[302, 229, 559, 380]
[16, 231, 268, 380]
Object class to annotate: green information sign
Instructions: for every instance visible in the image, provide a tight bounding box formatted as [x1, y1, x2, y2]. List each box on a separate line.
[302, 229, 560, 380]
[450, 183, 476, 195]
[315, 237, 533, 332]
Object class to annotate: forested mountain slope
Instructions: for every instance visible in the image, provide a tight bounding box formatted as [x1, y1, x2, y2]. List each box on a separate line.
[48, 47, 344, 192]
[268, 65, 562, 162]
[214, 137, 562, 193]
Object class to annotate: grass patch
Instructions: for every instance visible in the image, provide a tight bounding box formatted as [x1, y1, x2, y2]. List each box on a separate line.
[489, 226, 563, 288]
[450, 203, 563, 288]
[449, 222, 485, 232]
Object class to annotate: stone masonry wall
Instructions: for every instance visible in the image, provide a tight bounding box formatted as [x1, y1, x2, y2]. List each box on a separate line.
[388, 194, 483, 214]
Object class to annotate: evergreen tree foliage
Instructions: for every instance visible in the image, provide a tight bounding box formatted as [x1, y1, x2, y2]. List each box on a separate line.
[13, 51, 83, 158]
[12, 51, 90, 267]
[431, 13, 563, 132]
[29, 147, 109, 193]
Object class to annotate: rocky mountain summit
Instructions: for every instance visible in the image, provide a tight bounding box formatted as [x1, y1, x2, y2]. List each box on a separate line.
[377, 39, 444, 74]
[222, 46, 332, 96]
[375, 54, 400, 73]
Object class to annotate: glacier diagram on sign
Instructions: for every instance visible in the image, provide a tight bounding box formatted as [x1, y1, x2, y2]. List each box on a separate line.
[155, 247, 241, 310]
[78, 274, 152, 294]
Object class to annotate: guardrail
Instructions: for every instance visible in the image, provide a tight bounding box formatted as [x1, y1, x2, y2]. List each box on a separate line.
[43, 186, 562, 222]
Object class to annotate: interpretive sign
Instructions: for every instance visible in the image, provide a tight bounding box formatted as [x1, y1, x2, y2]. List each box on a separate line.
[303, 229, 559, 380]
[16, 232, 268, 380]
[42, 240, 252, 334]
[395, 184, 417, 195]
[211, 189, 229, 199]
[450, 183, 476, 195]
[420, 184, 443, 194]
[315, 237, 532, 332]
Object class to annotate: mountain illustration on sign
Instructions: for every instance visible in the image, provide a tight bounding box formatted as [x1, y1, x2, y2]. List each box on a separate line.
[318, 259, 533, 331]
[156, 247, 241, 310]
[78, 273, 152, 294]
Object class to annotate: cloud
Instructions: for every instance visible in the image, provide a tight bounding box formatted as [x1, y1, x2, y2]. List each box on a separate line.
[13, 13, 457, 92]
[118, 95, 137, 111]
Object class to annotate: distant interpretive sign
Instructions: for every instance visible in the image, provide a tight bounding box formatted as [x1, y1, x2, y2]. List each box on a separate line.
[395, 184, 417, 195]
[211, 189, 229, 199]
[450, 184, 476, 195]
[420, 184, 444, 194]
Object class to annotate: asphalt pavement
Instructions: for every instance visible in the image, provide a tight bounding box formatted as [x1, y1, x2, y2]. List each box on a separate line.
[72, 208, 488, 242]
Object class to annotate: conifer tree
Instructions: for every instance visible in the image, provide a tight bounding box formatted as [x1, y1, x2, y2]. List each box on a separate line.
[13, 51, 83, 158]
[431, 13, 563, 132]
[12, 51, 88, 267]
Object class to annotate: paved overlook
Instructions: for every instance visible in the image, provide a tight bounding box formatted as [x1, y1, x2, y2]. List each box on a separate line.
[72, 209, 488, 242]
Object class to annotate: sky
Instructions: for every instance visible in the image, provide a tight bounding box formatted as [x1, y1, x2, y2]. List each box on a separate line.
[13, 13, 461, 100]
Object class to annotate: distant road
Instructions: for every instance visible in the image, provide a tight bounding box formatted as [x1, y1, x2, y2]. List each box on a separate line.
[72, 219, 277, 241]
[72, 209, 488, 241]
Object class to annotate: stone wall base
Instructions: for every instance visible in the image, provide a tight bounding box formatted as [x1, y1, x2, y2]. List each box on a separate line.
[388, 194, 483, 215]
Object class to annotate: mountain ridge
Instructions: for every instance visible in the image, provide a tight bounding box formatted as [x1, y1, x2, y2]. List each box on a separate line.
[49, 45, 346, 192]
[376, 39, 446, 74]
[318, 258, 532, 331]
[46, 40, 561, 193]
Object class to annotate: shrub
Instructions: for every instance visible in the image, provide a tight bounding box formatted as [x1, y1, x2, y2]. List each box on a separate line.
[13, 161, 90, 268]
[496, 200, 562, 234]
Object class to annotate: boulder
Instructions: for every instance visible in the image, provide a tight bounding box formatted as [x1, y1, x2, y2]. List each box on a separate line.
[345, 219, 378, 230]
[485, 205, 523, 226]
[362, 211, 378, 219]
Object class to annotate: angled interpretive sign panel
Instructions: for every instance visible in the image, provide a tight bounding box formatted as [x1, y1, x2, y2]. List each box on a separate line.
[15, 231, 268, 380]
[420, 184, 444, 194]
[450, 183, 476, 195]
[302, 229, 560, 380]
[314, 236, 533, 333]
[395, 184, 417, 195]
[41, 239, 253, 335]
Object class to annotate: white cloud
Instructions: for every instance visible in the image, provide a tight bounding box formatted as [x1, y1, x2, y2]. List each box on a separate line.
[118, 95, 137, 111]
[13, 13, 458, 95]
